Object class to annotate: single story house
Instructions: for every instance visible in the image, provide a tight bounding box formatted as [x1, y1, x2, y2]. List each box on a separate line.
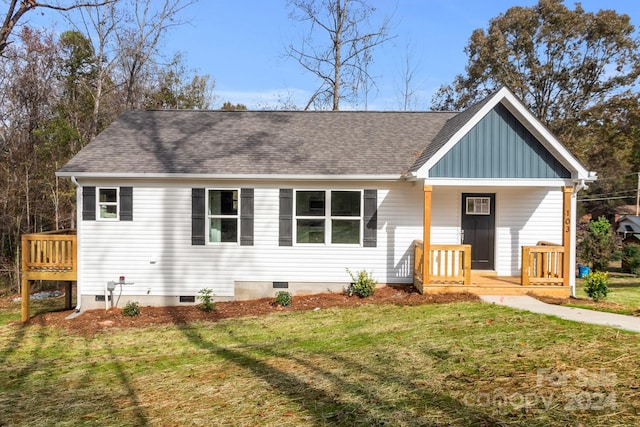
[616, 215, 640, 239]
[56, 87, 596, 311]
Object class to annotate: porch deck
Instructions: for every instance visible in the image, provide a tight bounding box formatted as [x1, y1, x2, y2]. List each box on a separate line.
[413, 240, 571, 298]
[420, 271, 571, 297]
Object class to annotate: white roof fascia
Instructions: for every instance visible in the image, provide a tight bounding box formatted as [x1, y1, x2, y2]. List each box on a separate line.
[423, 178, 575, 187]
[416, 87, 593, 181]
[55, 172, 403, 181]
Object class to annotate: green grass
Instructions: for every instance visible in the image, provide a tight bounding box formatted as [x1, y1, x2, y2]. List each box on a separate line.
[0, 294, 71, 324]
[1, 301, 638, 426]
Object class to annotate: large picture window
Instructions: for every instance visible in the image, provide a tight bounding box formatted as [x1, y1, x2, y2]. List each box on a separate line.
[208, 189, 239, 243]
[295, 190, 362, 244]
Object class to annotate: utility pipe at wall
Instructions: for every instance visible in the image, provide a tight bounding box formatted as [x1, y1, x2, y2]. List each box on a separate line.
[70, 176, 82, 314]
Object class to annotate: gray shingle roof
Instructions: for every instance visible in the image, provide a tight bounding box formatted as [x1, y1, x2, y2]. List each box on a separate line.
[57, 109, 458, 177]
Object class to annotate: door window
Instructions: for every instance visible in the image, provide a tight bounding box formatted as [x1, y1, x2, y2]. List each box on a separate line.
[465, 197, 491, 215]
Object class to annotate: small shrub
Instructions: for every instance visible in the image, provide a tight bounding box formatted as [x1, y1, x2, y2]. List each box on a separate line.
[584, 271, 609, 302]
[346, 268, 377, 298]
[198, 288, 216, 312]
[622, 243, 640, 276]
[122, 301, 141, 317]
[273, 291, 292, 307]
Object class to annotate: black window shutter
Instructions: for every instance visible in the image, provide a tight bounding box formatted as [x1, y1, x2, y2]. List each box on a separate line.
[279, 189, 293, 246]
[240, 188, 254, 246]
[82, 187, 96, 221]
[192, 188, 206, 245]
[120, 187, 133, 221]
[363, 189, 377, 247]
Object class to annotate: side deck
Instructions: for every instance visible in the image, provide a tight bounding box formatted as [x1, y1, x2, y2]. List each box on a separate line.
[21, 231, 77, 322]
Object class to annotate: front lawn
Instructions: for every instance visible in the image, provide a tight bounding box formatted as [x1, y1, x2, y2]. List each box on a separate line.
[1, 300, 638, 426]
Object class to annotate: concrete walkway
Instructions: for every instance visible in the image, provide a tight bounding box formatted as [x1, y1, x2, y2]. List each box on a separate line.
[480, 295, 640, 333]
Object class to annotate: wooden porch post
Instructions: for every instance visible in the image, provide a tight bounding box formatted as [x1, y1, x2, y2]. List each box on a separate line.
[423, 185, 432, 285]
[65, 281, 73, 310]
[21, 276, 30, 323]
[562, 186, 573, 286]
[21, 235, 30, 322]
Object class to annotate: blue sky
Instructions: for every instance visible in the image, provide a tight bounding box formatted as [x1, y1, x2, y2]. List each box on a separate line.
[30, 0, 640, 110]
[167, 0, 640, 110]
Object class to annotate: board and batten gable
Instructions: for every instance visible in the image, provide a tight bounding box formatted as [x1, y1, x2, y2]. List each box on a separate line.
[75, 179, 424, 309]
[429, 103, 571, 179]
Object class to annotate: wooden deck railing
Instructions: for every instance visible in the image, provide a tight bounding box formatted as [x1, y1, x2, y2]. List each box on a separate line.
[521, 245, 565, 286]
[22, 230, 77, 276]
[21, 230, 77, 321]
[430, 244, 472, 285]
[413, 240, 471, 292]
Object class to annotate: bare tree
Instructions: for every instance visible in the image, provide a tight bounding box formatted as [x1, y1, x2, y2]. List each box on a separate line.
[75, 0, 123, 139]
[115, 0, 197, 110]
[395, 40, 421, 111]
[0, 0, 115, 56]
[0, 27, 60, 289]
[143, 52, 215, 110]
[254, 89, 301, 110]
[286, 0, 395, 110]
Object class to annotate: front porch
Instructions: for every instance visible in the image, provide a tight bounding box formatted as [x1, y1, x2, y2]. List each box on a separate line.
[412, 240, 570, 297]
[413, 184, 574, 298]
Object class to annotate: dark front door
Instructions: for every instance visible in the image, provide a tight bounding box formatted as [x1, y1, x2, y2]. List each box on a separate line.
[461, 193, 495, 270]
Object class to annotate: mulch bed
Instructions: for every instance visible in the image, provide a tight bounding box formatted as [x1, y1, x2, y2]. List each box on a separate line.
[13, 285, 479, 335]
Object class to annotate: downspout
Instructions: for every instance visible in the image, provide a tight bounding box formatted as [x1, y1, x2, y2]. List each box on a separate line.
[70, 176, 82, 314]
[571, 178, 591, 298]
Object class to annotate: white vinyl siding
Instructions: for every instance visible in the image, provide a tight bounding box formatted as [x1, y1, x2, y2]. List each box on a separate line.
[430, 186, 562, 276]
[77, 181, 422, 301]
[496, 188, 562, 276]
[76, 180, 563, 302]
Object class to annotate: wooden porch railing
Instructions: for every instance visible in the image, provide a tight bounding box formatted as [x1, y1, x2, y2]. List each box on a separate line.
[430, 244, 472, 285]
[521, 245, 565, 286]
[413, 240, 472, 293]
[21, 230, 77, 322]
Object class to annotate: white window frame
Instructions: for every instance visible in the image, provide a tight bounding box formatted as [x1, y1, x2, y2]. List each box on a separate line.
[294, 189, 363, 246]
[466, 196, 491, 215]
[206, 188, 240, 244]
[97, 187, 119, 221]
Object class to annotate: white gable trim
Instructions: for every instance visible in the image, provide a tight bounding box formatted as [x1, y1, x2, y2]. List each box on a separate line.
[416, 87, 594, 181]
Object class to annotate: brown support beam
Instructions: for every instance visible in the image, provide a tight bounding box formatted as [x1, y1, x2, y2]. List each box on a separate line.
[562, 186, 573, 286]
[21, 276, 30, 322]
[21, 234, 30, 322]
[65, 281, 73, 310]
[423, 185, 433, 287]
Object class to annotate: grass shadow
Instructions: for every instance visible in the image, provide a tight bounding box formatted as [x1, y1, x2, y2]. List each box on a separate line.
[177, 319, 507, 426]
